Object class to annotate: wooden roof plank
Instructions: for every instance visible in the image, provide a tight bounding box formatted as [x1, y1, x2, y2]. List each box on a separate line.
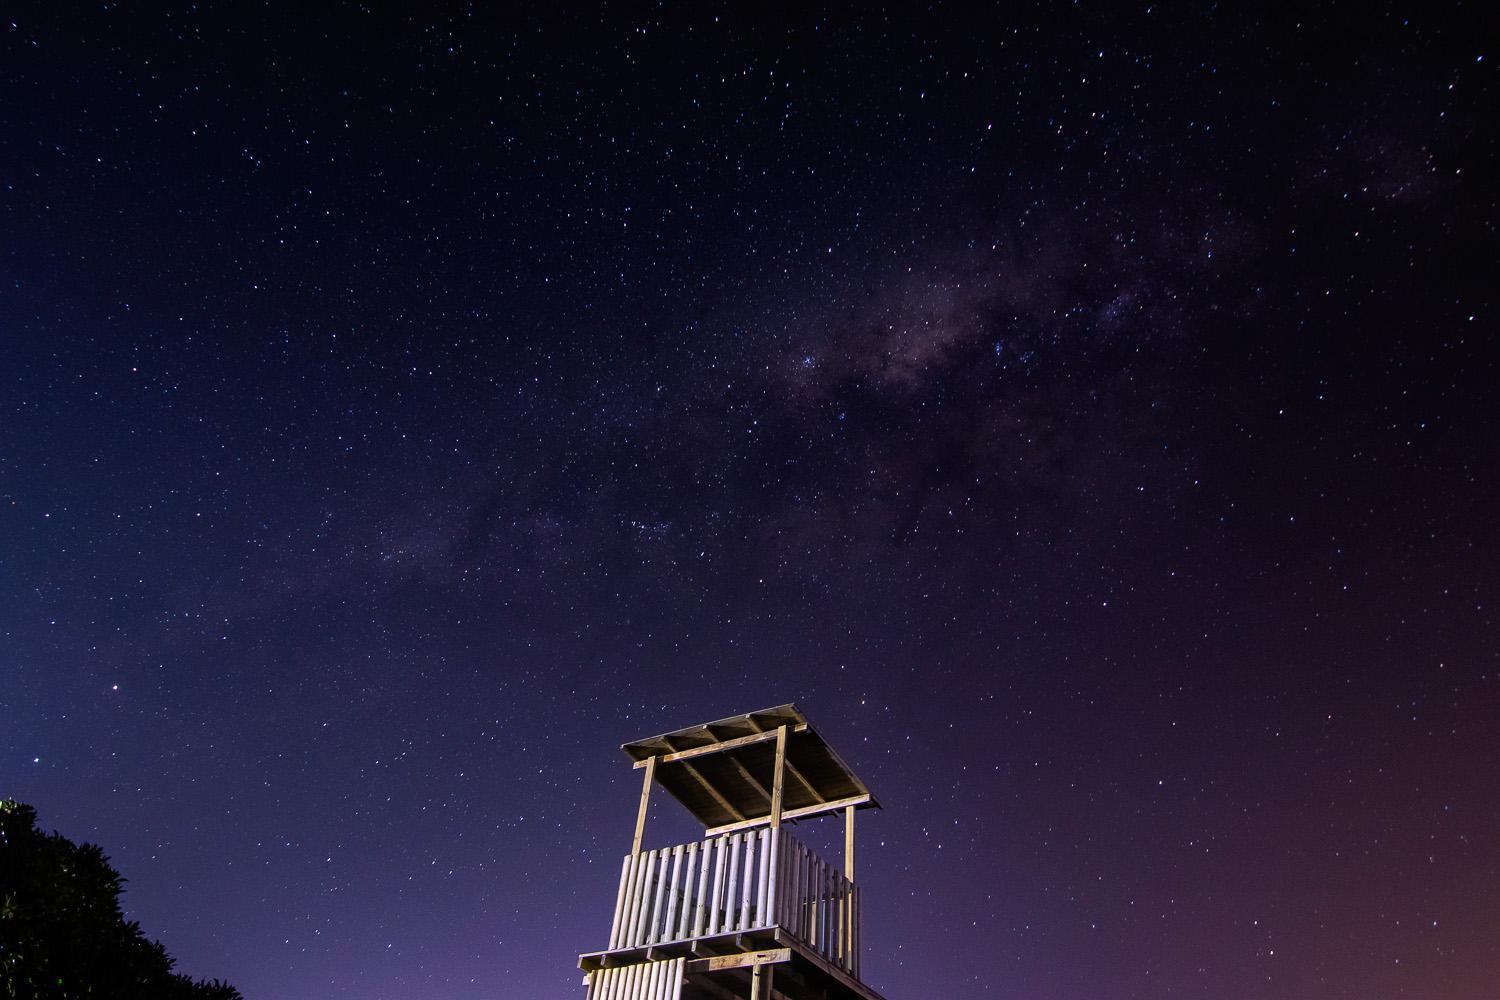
[664, 736, 747, 824]
[744, 716, 825, 805]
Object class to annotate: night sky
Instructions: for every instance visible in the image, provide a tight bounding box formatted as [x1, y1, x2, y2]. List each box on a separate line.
[3, 5, 1497, 999]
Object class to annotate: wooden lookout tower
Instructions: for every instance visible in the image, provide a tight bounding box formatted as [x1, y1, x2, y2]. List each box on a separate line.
[577, 705, 889, 1000]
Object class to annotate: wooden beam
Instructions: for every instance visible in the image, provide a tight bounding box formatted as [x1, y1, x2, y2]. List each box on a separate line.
[703, 794, 872, 837]
[727, 755, 774, 805]
[632, 755, 656, 855]
[844, 804, 856, 883]
[785, 761, 823, 801]
[631, 725, 807, 768]
[770, 926, 870, 999]
[769, 725, 787, 829]
[743, 716, 825, 804]
[685, 948, 790, 974]
[663, 736, 746, 824]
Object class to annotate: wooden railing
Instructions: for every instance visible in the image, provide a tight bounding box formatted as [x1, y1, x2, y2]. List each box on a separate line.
[776, 830, 860, 977]
[607, 828, 860, 976]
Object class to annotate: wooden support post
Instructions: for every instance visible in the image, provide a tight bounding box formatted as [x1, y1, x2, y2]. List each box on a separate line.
[632, 755, 656, 855]
[844, 804, 855, 883]
[765, 724, 788, 932]
[750, 964, 775, 1000]
[769, 725, 787, 828]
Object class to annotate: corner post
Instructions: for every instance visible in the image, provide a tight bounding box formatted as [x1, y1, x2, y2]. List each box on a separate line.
[769, 725, 788, 828]
[632, 755, 656, 855]
[844, 803, 855, 882]
[765, 725, 788, 925]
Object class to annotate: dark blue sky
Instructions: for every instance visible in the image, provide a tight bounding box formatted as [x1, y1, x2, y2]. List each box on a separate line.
[3, 5, 1496, 998]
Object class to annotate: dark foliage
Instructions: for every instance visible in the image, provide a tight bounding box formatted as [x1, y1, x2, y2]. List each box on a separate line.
[0, 801, 241, 1000]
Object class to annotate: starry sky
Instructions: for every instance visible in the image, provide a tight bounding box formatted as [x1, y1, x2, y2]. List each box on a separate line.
[2, 5, 1496, 998]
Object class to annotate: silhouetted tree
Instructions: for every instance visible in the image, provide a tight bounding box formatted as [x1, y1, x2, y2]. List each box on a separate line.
[0, 800, 241, 999]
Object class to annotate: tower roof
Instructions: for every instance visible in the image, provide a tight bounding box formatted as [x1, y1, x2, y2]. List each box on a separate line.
[621, 704, 878, 832]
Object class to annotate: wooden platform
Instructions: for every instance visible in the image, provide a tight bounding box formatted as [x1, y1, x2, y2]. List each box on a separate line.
[580, 926, 888, 1000]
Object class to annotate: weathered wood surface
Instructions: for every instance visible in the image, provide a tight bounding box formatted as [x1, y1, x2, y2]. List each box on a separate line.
[620, 705, 878, 838]
[684, 948, 790, 973]
[604, 827, 860, 977]
[632, 756, 656, 855]
[703, 793, 872, 837]
[630, 725, 807, 768]
[584, 956, 685, 1000]
[775, 829, 860, 977]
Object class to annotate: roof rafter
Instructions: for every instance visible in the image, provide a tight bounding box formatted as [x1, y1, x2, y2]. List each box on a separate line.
[740, 718, 825, 804]
[662, 736, 746, 823]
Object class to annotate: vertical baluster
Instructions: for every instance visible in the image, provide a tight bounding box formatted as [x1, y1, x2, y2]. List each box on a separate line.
[825, 864, 834, 960]
[839, 873, 849, 968]
[669, 956, 684, 999]
[855, 881, 863, 976]
[830, 865, 839, 961]
[661, 845, 684, 943]
[608, 853, 634, 949]
[754, 827, 771, 925]
[768, 827, 780, 929]
[853, 880, 860, 972]
[781, 837, 793, 933]
[621, 849, 648, 948]
[822, 860, 833, 958]
[822, 863, 834, 959]
[675, 842, 697, 940]
[692, 839, 712, 937]
[834, 873, 843, 967]
[645, 849, 665, 945]
[810, 857, 822, 959]
[738, 830, 756, 929]
[647, 850, 671, 942]
[788, 837, 801, 935]
[804, 849, 815, 946]
[780, 833, 793, 928]
[797, 836, 808, 932]
[630, 849, 658, 946]
[834, 868, 843, 964]
[811, 856, 821, 955]
[786, 838, 799, 936]
[624, 852, 645, 948]
[707, 834, 728, 935]
[845, 876, 854, 969]
[724, 833, 742, 931]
